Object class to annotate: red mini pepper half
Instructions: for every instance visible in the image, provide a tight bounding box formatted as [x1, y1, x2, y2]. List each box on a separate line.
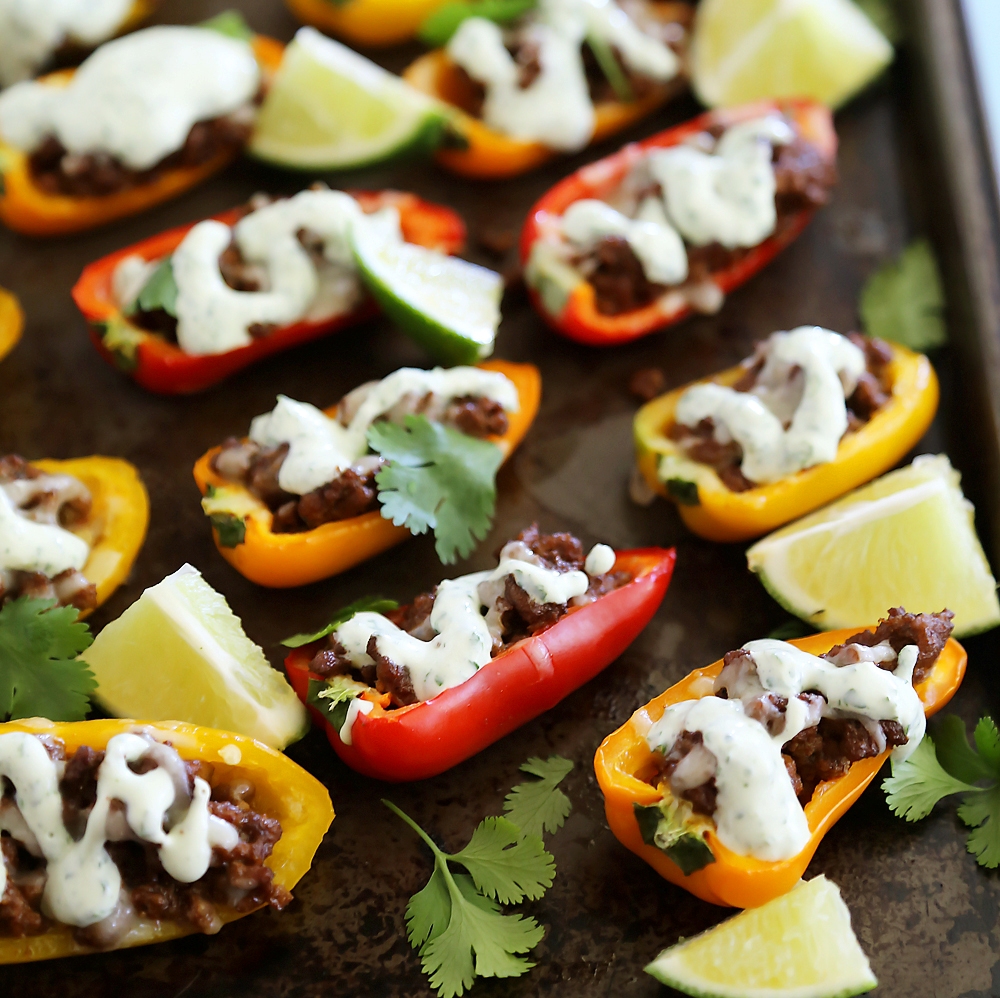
[519, 99, 836, 346]
[285, 547, 676, 781]
[72, 190, 466, 394]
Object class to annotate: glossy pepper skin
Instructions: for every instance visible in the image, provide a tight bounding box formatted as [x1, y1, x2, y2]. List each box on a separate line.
[519, 100, 837, 344]
[0, 36, 284, 237]
[284, 0, 447, 46]
[30, 456, 149, 617]
[0, 287, 23, 362]
[286, 546, 676, 781]
[192, 360, 541, 587]
[0, 717, 333, 964]
[633, 342, 939, 542]
[401, 0, 692, 180]
[73, 190, 466, 394]
[594, 627, 966, 909]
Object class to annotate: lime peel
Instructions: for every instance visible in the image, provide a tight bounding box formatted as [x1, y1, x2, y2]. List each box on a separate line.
[645, 875, 877, 998]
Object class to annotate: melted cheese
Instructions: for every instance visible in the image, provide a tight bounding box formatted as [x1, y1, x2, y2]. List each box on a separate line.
[0, 26, 260, 170]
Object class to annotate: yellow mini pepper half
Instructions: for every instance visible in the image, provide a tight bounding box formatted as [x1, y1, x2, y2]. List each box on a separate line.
[634, 342, 939, 542]
[31, 456, 149, 615]
[594, 627, 966, 909]
[0, 717, 333, 964]
[285, 0, 448, 46]
[193, 360, 542, 588]
[0, 287, 23, 362]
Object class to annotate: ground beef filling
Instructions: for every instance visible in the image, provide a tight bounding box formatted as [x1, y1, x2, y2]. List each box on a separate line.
[308, 524, 632, 707]
[648, 609, 954, 816]
[0, 742, 289, 944]
[28, 106, 255, 199]
[0, 454, 97, 611]
[212, 396, 510, 533]
[582, 127, 838, 316]
[666, 332, 894, 492]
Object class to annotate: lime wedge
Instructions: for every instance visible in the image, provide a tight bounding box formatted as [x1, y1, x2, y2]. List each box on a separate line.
[352, 214, 502, 365]
[646, 876, 877, 998]
[86, 565, 308, 749]
[747, 455, 1000, 638]
[249, 27, 447, 170]
[691, 0, 893, 109]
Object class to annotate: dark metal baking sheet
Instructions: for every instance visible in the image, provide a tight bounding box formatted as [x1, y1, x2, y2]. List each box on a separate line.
[1, 1, 999, 994]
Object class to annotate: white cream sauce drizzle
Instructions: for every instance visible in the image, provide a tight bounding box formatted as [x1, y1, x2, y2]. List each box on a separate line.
[674, 326, 867, 484]
[0, 487, 89, 576]
[0, 26, 260, 169]
[170, 190, 386, 356]
[247, 366, 520, 496]
[446, 0, 678, 151]
[647, 116, 795, 248]
[0, 731, 239, 927]
[0, 0, 134, 87]
[335, 544, 603, 702]
[645, 635, 926, 862]
[646, 696, 811, 861]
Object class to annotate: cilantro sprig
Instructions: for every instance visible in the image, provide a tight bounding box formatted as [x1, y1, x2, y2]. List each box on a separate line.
[129, 257, 178, 318]
[859, 238, 946, 350]
[418, 0, 536, 46]
[0, 597, 96, 721]
[882, 715, 1000, 867]
[368, 414, 504, 565]
[388, 755, 574, 998]
[305, 675, 369, 730]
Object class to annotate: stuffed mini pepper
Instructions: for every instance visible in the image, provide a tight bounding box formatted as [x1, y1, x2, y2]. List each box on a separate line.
[0, 454, 148, 615]
[633, 326, 939, 541]
[0, 22, 282, 235]
[403, 0, 693, 178]
[0, 718, 332, 962]
[522, 100, 836, 344]
[194, 361, 541, 586]
[0, 287, 22, 362]
[74, 187, 470, 394]
[595, 609, 966, 908]
[286, 524, 676, 780]
[0, 0, 155, 86]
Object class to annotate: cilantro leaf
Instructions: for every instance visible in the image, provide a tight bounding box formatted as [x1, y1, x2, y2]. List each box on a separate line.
[974, 717, 1000, 775]
[0, 597, 96, 721]
[385, 798, 550, 998]
[130, 257, 178, 318]
[957, 785, 1000, 868]
[418, 0, 536, 46]
[859, 239, 946, 350]
[306, 676, 367, 730]
[369, 415, 503, 564]
[199, 9, 254, 39]
[452, 816, 555, 904]
[933, 715, 999, 783]
[282, 596, 399, 647]
[503, 755, 574, 839]
[882, 735, 977, 821]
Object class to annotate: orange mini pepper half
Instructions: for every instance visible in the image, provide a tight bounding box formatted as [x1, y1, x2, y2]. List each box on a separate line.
[0, 717, 333, 964]
[633, 341, 939, 542]
[0, 37, 284, 237]
[519, 100, 837, 345]
[0, 286, 24, 362]
[72, 190, 466, 394]
[401, 2, 693, 180]
[30, 456, 149, 616]
[286, 546, 676, 781]
[285, 0, 449, 46]
[192, 360, 541, 587]
[594, 627, 967, 909]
